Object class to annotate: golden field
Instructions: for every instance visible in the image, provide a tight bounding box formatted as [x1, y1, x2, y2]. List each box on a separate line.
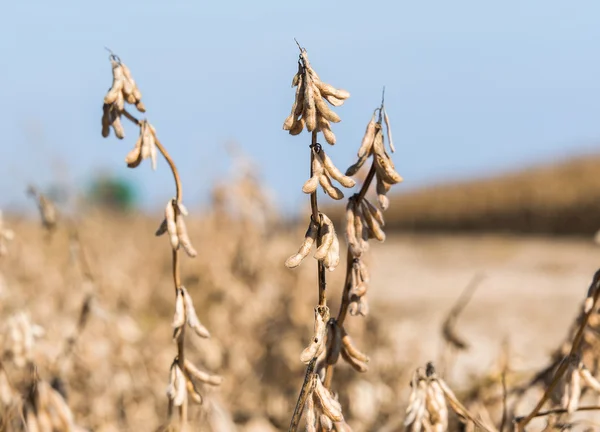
[2, 155, 600, 431]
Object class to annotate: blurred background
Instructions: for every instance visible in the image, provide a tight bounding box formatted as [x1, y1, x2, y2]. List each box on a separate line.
[3, 1, 600, 431]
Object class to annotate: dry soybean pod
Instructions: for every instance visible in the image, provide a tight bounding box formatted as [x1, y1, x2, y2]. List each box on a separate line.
[285, 220, 318, 268]
[303, 73, 317, 131]
[358, 113, 377, 158]
[383, 107, 395, 153]
[319, 149, 355, 188]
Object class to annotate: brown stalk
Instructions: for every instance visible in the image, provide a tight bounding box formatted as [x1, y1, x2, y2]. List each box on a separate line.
[288, 131, 330, 432]
[310, 133, 327, 307]
[515, 404, 600, 420]
[516, 269, 600, 431]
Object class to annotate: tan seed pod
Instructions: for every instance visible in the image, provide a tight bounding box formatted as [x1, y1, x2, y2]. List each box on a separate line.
[353, 204, 369, 252]
[341, 346, 368, 373]
[302, 150, 325, 194]
[350, 280, 367, 297]
[313, 80, 350, 101]
[345, 201, 361, 258]
[284, 74, 303, 131]
[375, 153, 403, 185]
[333, 421, 353, 432]
[26, 408, 41, 432]
[323, 94, 344, 107]
[104, 61, 124, 105]
[363, 198, 385, 227]
[171, 365, 187, 407]
[285, 220, 318, 268]
[376, 176, 391, 211]
[176, 200, 188, 216]
[184, 359, 223, 386]
[580, 366, 600, 391]
[358, 296, 369, 316]
[360, 200, 385, 242]
[289, 117, 305, 135]
[115, 89, 125, 112]
[176, 213, 197, 257]
[383, 107, 396, 153]
[318, 115, 336, 145]
[181, 286, 211, 338]
[125, 125, 144, 168]
[405, 370, 428, 431]
[314, 215, 335, 260]
[186, 379, 203, 404]
[121, 63, 142, 101]
[112, 114, 125, 139]
[291, 72, 300, 88]
[319, 174, 344, 200]
[305, 392, 318, 432]
[345, 153, 369, 177]
[426, 381, 448, 432]
[314, 378, 344, 422]
[312, 83, 341, 123]
[135, 100, 146, 112]
[348, 300, 359, 316]
[341, 329, 369, 363]
[323, 230, 340, 271]
[320, 413, 334, 431]
[172, 287, 185, 331]
[47, 388, 74, 429]
[358, 115, 377, 158]
[141, 122, 152, 159]
[303, 74, 317, 131]
[358, 260, 370, 283]
[566, 366, 581, 413]
[319, 149, 355, 188]
[372, 129, 402, 184]
[165, 200, 179, 250]
[300, 306, 330, 363]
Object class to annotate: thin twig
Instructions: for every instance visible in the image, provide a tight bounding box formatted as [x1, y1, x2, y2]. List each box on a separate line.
[515, 405, 600, 421]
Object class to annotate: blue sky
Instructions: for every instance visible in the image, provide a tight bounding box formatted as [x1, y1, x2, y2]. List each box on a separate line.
[3, 1, 600, 215]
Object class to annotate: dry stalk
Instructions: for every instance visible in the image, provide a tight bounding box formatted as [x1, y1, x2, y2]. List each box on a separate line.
[438, 273, 485, 377]
[283, 42, 402, 431]
[284, 42, 353, 432]
[515, 269, 600, 431]
[101, 51, 220, 431]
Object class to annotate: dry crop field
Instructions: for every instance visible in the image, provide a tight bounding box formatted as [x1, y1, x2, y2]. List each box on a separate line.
[2, 46, 600, 432]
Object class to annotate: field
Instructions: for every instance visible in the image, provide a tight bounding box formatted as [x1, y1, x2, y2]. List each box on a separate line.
[2, 153, 600, 431]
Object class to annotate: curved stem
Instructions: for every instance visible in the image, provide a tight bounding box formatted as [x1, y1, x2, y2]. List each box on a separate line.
[154, 137, 183, 203]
